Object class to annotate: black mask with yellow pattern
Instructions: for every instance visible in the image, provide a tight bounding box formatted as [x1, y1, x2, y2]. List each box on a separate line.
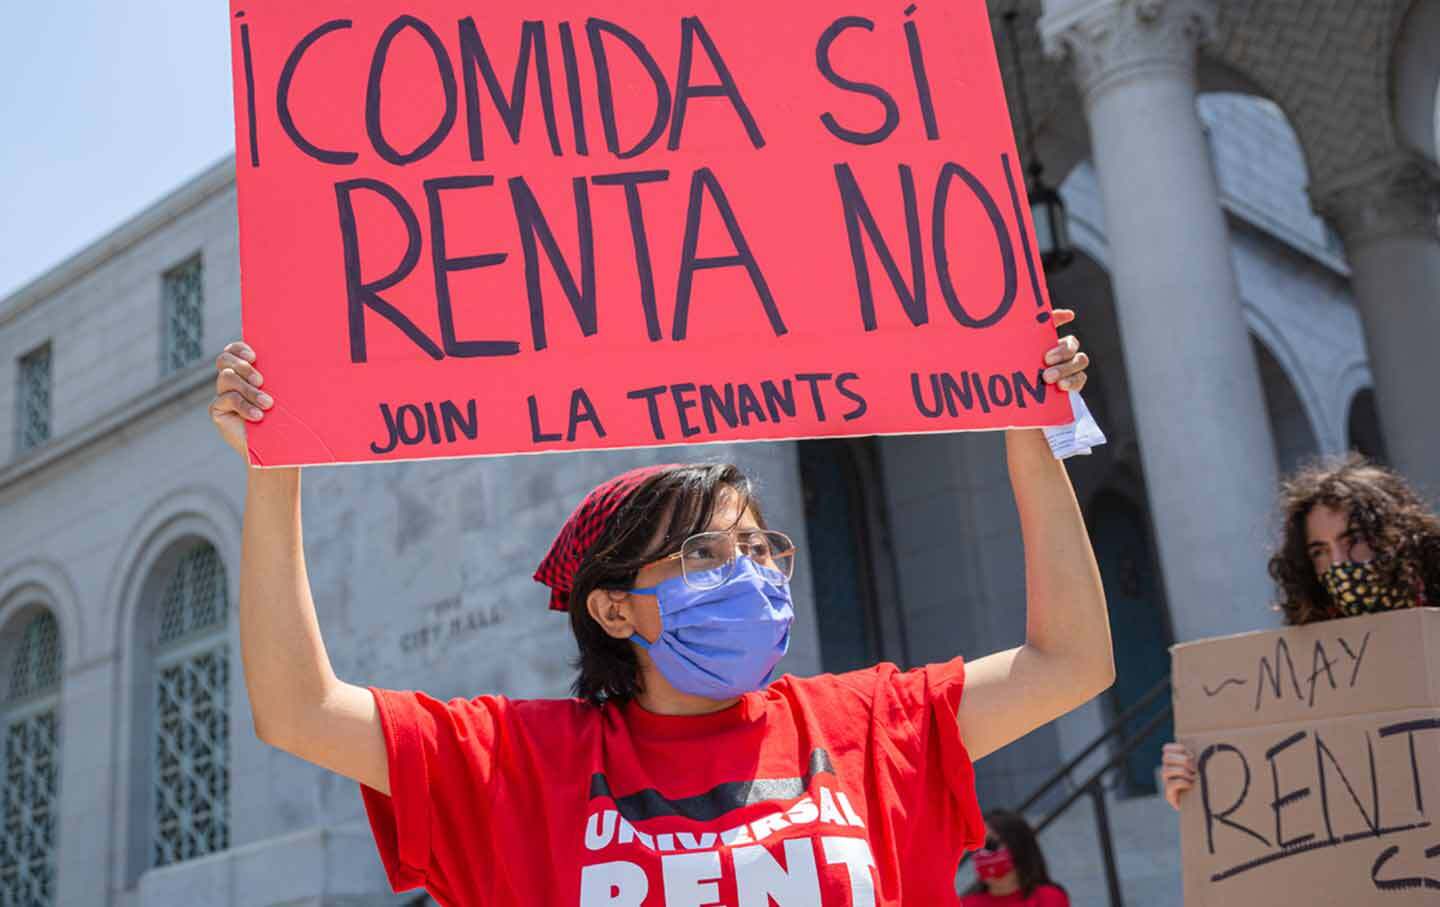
[1320, 560, 1412, 617]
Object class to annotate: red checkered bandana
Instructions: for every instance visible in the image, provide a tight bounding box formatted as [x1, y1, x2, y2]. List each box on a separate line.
[534, 465, 678, 612]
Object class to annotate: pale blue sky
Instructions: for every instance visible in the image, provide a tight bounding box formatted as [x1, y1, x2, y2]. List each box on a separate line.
[0, 2, 237, 299]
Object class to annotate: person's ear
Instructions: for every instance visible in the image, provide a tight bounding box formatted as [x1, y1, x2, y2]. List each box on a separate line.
[586, 588, 636, 640]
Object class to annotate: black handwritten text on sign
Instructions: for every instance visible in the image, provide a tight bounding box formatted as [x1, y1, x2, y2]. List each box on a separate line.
[226, 0, 1071, 466]
[1174, 610, 1440, 903]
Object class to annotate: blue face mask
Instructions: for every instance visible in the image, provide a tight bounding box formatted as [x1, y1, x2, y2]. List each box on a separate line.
[630, 557, 794, 700]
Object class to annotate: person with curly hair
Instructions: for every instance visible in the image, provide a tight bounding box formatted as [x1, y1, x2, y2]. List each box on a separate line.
[1161, 455, 1439, 808]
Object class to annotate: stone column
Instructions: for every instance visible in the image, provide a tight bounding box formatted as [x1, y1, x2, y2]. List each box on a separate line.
[1040, 0, 1280, 641]
[1315, 154, 1440, 501]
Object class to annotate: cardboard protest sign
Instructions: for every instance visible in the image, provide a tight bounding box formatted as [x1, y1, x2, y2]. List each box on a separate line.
[1172, 608, 1440, 905]
[226, 0, 1071, 466]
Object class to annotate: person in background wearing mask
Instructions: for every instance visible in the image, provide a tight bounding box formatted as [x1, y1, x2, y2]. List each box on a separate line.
[208, 310, 1115, 905]
[1162, 455, 1440, 807]
[961, 810, 1069, 906]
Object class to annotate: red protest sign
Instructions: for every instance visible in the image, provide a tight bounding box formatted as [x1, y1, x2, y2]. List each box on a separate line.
[227, 0, 1071, 466]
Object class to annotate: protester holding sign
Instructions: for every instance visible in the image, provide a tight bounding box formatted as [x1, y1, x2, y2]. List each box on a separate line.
[216, 0, 1114, 901]
[1162, 456, 1439, 810]
[961, 810, 1069, 907]
[207, 311, 1110, 905]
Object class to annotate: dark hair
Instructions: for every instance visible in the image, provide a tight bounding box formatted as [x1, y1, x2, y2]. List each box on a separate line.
[568, 463, 760, 705]
[967, 809, 1062, 898]
[1268, 455, 1440, 625]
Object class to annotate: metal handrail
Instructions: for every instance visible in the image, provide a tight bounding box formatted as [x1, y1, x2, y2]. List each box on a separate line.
[1033, 702, 1175, 835]
[977, 677, 1175, 907]
[1030, 702, 1175, 907]
[1017, 675, 1172, 814]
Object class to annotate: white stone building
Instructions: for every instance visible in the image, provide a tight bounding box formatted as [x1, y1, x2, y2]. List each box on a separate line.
[1, 1, 1436, 904]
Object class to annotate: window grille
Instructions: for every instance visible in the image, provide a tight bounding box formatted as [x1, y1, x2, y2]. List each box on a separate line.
[1324, 223, 1345, 256]
[162, 257, 204, 374]
[17, 346, 51, 454]
[157, 546, 227, 647]
[152, 544, 230, 868]
[7, 614, 59, 702]
[1, 612, 62, 907]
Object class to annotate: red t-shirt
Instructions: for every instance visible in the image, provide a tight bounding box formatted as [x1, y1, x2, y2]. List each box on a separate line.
[960, 884, 1069, 907]
[360, 657, 985, 905]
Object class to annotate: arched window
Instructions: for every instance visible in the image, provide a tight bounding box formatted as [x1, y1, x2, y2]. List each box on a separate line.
[1, 609, 63, 906]
[151, 543, 230, 868]
[1347, 387, 1388, 465]
[1087, 493, 1172, 796]
[1251, 336, 1319, 476]
[799, 439, 897, 672]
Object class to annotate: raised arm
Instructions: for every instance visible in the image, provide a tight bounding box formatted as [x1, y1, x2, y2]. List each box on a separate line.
[211, 343, 391, 793]
[956, 325, 1115, 760]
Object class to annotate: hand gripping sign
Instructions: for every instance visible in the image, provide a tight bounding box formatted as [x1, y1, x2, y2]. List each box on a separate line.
[227, 0, 1074, 466]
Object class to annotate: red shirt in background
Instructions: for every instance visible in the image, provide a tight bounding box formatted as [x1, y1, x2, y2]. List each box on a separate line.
[360, 657, 985, 905]
[961, 883, 1070, 907]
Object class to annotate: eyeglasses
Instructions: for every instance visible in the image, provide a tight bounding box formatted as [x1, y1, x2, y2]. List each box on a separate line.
[646, 528, 797, 590]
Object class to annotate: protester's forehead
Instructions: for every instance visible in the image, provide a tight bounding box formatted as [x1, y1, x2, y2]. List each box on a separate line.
[705, 488, 759, 531]
[641, 484, 758, 552]
[1305, 503, 1350, 542]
